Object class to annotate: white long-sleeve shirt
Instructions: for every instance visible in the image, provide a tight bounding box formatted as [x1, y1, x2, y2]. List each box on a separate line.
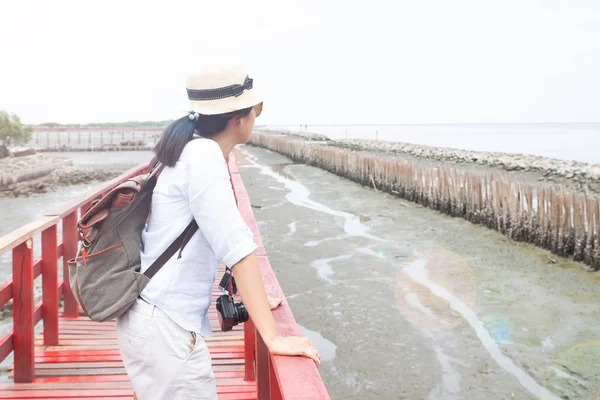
[140, 137, 257, 337]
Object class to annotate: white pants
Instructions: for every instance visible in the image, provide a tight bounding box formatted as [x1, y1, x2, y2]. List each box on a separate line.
[116, 298, 217, 400]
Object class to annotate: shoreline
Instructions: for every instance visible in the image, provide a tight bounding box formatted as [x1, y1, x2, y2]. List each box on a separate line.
[248, 130, 600, 271]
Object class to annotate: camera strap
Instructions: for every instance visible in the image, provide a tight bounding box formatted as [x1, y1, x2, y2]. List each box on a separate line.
[227, 274, 234, 302]
[218, 267, 236, 301]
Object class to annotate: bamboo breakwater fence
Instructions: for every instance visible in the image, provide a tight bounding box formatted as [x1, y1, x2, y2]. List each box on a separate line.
[248, 134, 600, 271]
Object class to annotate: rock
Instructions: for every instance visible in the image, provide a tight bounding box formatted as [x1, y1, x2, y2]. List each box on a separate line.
[13, 149, 36, 157]
[1, 166, 119, 198]
[0, 145, 10, 159]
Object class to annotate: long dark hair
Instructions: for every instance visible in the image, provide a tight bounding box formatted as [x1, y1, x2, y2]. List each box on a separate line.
[154, 107, 253, 167]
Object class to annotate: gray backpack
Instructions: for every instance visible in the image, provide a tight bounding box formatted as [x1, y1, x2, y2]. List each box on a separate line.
[68, 162, 197, 322]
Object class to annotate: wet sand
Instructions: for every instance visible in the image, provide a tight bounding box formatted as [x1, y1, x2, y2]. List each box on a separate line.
[235, 145, 600, 400]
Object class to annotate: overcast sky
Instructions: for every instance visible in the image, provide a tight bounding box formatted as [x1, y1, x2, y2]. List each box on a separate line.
[1, 0, 599, 125]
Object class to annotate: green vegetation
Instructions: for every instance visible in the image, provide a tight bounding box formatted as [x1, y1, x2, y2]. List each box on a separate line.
[0, 110, 33, 146]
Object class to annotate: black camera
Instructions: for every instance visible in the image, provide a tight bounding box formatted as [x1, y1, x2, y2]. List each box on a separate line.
[215, 270, 248, 331]
[216, 294, 248, 331]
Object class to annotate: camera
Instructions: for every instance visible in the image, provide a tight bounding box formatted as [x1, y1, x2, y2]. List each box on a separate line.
[216, 271, 248, 331]
[216, 294, 248, 331]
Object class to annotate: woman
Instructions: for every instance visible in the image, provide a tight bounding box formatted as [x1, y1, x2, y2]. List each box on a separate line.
[116, 65, 320, 399]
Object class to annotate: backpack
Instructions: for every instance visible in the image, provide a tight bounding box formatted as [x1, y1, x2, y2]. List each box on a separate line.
[67, 162, 198, 322]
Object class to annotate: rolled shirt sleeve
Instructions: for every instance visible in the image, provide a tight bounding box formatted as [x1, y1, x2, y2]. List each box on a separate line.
[184, 140, 257, 268]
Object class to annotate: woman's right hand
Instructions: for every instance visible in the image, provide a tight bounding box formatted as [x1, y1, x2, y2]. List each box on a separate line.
[267, 335, 321, 366]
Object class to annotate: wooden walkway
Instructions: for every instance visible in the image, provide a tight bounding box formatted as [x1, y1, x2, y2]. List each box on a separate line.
[0, 154, 330, 400]
[0, 266, 256, 399]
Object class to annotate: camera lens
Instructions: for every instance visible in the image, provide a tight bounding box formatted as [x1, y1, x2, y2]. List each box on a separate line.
[235, 302, 249, 323]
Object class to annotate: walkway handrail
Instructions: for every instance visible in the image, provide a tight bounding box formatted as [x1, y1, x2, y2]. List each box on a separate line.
[228, 155, 331, 400]
[0, 164, 149, 382]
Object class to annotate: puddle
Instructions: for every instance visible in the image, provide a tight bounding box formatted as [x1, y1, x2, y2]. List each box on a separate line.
[287, 221, 298, 236]
[357, 246, 387, 259]
[311, 254, 353, 283]
[297, 324, 337, 362]
[549, 366, 586, 385]
[270, 163, 296, 180]
[241, 149, 386, 243]
[428, 346, 462, 400]
[401, 252, 561, 400]
[304, 236, 344, 247]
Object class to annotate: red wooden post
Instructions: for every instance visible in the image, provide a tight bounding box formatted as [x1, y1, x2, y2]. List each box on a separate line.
[62, 212, 79, 317]
[269, 356, 283, 400]
[256, 333, 270, 400]
[244, 318, 256, 381]
[12, 240, 34, 383]
[42, 225, 59, 346]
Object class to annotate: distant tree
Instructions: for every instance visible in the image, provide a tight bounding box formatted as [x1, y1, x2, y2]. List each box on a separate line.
[0, 111, 33, 147]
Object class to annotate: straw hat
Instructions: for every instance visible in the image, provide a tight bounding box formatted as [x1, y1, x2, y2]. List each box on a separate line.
[186, 64, 263, 116]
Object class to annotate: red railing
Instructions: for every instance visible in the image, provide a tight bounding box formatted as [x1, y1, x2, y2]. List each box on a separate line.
[0, 164, 149, 383]
[0, 158, 329, 399]
[228, 156, 330, 400]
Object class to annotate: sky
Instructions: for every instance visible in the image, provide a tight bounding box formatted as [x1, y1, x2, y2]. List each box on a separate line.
[0, 0, 599, 125]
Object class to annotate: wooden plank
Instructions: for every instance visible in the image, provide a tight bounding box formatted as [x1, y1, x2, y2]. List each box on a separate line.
[33, 368, 127, 377]
[61, 212, 79, 318]
[0, 389, 133, 398]
[245, 316, 256, 380]
[31, 370, 244, 383]
[0, 381, 253, 392]
[0, 217, 59, 255]
[12, 241, 34, 383]
[57, 242, 63, 258]
[41, 225, 59, 346]
[256, 333, 270, 400]
[33, 301, 43, 326]
[0, 279, 13, 309]
[32, 362, 125, 370]
[0, 330, 13, 362]
[38, 335, 119, 340]
[32, 258, 42, 280]
[35, 340, 118, 346]
[33, 352, 244, 363]
[219, 392, 257, 400]
[34, 344, 120, 350]
[3, 397, 132, 400]
[0, 381, 133, 390]
[33, 346, 245, 357]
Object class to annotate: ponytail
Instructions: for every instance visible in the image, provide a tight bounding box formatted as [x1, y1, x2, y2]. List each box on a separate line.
[154, 106, 253, 167]
[154, 115, 197, 167]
